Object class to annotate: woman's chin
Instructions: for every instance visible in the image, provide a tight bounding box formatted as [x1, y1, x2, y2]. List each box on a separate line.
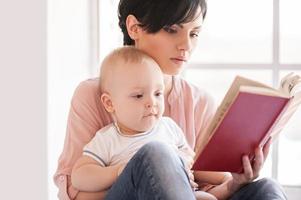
[167, 68, 183, 76]
[170, 63, 186, 75]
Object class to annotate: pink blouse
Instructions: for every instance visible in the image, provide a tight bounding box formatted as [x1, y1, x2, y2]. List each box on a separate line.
[54, 76, 216, 199]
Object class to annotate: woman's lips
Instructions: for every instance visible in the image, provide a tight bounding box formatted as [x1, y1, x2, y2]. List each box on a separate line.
[170, 57, 187, 64]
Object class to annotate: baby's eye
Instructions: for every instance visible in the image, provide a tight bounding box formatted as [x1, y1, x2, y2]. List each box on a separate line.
[155, 91, 163, 97]
[132, 94, 143, 99]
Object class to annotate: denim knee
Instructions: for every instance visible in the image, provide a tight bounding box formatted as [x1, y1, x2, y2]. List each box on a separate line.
[139, 141, 178, 159]
[256, 178, 283, 191]
[256, 178, 287, 199]
[135, 141, 185, 170]
[230, 177, 287, 200]
[115, 141, 194, 200]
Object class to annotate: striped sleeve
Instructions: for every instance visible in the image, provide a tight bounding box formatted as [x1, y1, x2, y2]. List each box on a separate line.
[83, 132, 110, 167]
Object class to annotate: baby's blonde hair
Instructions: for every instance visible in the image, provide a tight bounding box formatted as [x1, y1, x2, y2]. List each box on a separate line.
[99, 46, 158, 93]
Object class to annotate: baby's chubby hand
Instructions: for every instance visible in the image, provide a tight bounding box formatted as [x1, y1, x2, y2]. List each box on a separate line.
[177, 146, 195, 168]
[117, 163, 126, 176]
[177, 146, 197, 189]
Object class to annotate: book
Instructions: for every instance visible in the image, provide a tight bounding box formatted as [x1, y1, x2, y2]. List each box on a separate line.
[192, 72, 301, 173]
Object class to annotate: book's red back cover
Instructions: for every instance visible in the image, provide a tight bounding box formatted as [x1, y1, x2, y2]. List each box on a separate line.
[192, 92, 289, 173]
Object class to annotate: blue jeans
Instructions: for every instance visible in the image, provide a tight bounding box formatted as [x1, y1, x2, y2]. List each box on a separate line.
[104, 141, 196, 200]
[229, 177, 287, 200]
[105, 141, 287, 200]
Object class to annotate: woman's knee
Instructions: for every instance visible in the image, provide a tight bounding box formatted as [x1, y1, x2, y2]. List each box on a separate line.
[256, 178, 282, 190]
[253, 178, 287, 199]
[230, 178, 287, 200]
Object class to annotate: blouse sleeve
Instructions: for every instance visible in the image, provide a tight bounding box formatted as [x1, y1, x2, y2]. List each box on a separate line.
[194, 91, 217, 153]
[53, 79, 112, 200]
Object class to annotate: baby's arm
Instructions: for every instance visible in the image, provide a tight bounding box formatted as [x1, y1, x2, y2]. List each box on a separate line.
[194, 171, 232, 185]
[194, 190, 217, 200]
[71, 155, 123, 192]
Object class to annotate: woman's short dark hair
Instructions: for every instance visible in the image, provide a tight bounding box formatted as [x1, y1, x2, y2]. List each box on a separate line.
[118, 0, 207, 45]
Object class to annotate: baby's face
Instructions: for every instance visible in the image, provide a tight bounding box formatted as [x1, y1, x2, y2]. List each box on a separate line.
[109, 59, 165, 135]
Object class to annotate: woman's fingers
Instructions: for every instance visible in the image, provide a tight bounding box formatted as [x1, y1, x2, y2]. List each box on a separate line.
[262, 137, 272, 162]
[252, 138, 271, 178]
[232, 145, 269, 187]
[252, 147, 264, 178]
[242, 155, 253, 181]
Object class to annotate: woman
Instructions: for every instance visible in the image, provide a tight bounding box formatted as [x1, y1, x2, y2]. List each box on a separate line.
[54, 0, 287, 199]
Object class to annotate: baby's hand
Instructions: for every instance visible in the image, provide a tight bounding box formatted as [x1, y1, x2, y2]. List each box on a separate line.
[117, 163, 126, 176]
[178, 146, 197, 189]
[194, 190, 217, 200]
[187, 169, 198, 189]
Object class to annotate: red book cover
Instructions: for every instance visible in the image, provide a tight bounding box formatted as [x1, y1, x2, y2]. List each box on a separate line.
[192, 92, 289, 173]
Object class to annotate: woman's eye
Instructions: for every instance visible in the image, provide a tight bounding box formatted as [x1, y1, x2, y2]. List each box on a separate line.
[163, 26, 177, 34]
[190, 32, 199, 38]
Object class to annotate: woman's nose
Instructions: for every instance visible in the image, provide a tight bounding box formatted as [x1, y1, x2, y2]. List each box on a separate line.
[177, 35, 192, 52]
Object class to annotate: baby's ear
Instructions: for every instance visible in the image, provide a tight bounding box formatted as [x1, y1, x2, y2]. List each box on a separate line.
[100, 93, 114, 113]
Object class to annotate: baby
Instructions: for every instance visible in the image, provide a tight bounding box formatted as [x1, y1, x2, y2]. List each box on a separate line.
[71, 46, 217, 200]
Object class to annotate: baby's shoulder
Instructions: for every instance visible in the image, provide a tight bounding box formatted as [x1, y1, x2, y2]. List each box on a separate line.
[95, 123, 116, 138]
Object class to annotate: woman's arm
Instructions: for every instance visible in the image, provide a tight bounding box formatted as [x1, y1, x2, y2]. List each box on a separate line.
[71, 155, 120, 192]
[54, 79, 113, 199]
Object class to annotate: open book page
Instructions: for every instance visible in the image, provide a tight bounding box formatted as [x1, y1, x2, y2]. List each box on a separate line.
[239, 86, 289, 98]
[260, 73, 301, 146]
[279, 72, 301, 97]
[237, 73, 301, 98]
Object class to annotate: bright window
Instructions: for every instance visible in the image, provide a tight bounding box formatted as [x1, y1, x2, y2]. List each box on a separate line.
[98, 0, 301, 188]
[280, 0, 301, 63]
[191, 0, 273, 63]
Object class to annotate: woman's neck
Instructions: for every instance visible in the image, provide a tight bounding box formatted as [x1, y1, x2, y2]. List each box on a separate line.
[163, 75, 173, 99]
[163, 75, 173, 117]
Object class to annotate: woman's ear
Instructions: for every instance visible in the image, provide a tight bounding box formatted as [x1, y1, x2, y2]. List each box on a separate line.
[100, 93, 114, 113]
[126, 14, 141, 40]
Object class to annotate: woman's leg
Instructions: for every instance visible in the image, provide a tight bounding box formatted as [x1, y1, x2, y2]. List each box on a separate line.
[105, 141, 195, 200]
[229, 178, 287, 200]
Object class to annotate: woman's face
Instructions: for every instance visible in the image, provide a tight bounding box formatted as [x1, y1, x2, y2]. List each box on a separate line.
[135, 10, 203, 75]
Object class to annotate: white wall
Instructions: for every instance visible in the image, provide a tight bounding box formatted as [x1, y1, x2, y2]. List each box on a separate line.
[0, 0, 96, 199]
[0, 0, 47, 200]
[47, 0, 96, 199]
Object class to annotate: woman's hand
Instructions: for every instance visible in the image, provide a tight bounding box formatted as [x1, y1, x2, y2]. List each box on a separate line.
[229, 137, 272, 192]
